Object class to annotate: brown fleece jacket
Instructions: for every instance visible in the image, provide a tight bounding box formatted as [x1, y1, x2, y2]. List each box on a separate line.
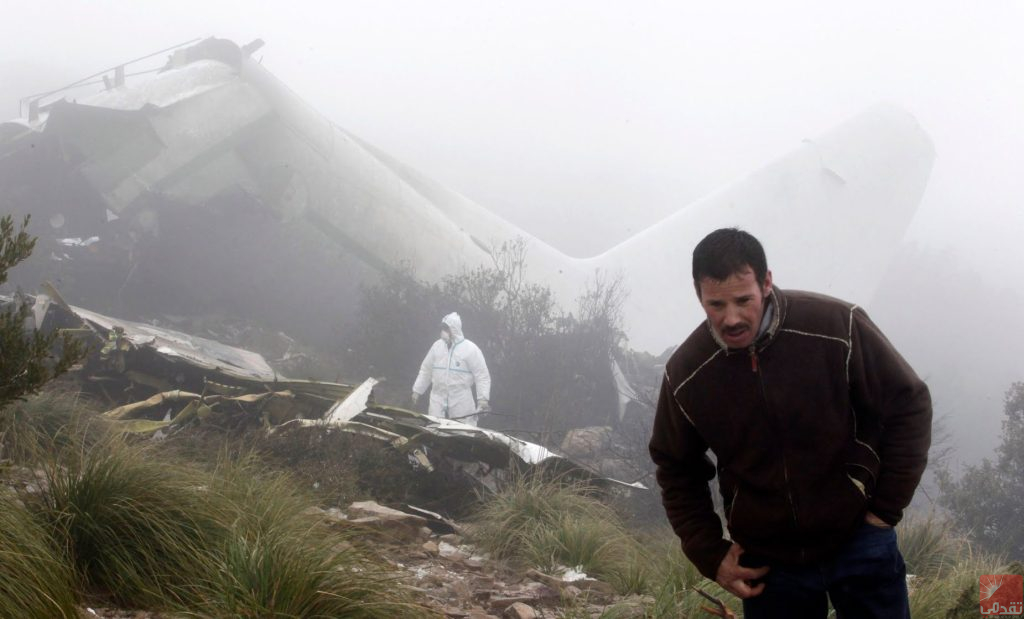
[648, 288, 931, 580]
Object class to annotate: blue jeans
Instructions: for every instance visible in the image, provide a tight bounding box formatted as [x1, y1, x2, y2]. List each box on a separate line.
[740, 522, 909, 619]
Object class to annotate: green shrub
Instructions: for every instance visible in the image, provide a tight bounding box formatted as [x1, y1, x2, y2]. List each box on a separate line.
[908, 551, 1008, 619]
[938, 382, 1024, 560]
[34, 438, 220, 607]
[897, 512, 968, 579]
[31, 441, 430, 616]
[0, 386, 107, 463]
[0, 495, 78, 618]
[191, 456, 428, 618]
[471, 473, 646, 593]
[472, 473, 613, 559]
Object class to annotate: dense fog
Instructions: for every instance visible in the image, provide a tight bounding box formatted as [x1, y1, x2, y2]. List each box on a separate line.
[2, 1, 1022, 469]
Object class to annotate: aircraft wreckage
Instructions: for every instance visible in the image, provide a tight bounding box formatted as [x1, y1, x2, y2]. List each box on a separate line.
[3, 288, 642, 491]
[0, 37, 934, 353]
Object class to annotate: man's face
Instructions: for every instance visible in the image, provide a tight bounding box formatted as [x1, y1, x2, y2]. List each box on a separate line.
[697, 267, 773, 349]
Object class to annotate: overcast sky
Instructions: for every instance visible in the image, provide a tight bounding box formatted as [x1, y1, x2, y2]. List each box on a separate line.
[3, 1, 1023, 462]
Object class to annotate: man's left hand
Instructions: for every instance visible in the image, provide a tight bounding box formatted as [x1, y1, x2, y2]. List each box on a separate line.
[865, 511, 892, 528]
[476, 399, 491, 413]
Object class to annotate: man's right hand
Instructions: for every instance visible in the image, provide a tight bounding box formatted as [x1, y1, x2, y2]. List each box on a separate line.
[715, 543, 769, 599]
[410, 392, 420, 405]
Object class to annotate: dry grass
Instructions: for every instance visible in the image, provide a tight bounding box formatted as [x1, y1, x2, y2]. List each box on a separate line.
[0, 494, 78, 618]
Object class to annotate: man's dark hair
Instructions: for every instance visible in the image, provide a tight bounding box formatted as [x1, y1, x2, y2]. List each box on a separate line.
[692, 228, 768, 289]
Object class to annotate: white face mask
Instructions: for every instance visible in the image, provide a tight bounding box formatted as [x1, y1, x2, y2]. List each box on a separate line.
[440, 330, 451, 343]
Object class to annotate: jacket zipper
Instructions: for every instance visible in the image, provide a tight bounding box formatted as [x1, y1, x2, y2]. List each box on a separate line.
[750, 345, 805, 561]
[444, 340, 464, 419]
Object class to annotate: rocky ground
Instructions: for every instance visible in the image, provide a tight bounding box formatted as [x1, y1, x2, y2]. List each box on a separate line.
[310, 500, 650, 619]
[4, 462, 655, 619]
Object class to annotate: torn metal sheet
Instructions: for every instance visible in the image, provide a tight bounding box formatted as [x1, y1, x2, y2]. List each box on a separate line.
[69, 304, 278, 382]
[103, 389, 201, 420]
[355, 405, 645, 490]
[324, 377, 378, 424]
[11, 291, 642, 490]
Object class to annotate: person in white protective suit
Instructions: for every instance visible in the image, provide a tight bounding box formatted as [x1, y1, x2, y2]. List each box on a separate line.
[411, 312, 492, 426]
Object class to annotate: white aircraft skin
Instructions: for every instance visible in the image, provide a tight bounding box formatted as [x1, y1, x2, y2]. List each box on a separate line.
[2, 39, 934, 352]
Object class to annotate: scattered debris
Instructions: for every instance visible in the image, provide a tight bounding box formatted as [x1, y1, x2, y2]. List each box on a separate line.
[3, 291, 644, 499]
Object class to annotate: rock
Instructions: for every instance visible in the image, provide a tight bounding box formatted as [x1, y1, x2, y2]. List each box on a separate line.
[422, 540, 440, 554]
[606, 596, 648, 619]
[559, 426, 612, 458]
[489, 596, 535, 611]
[503, 602, 537, 619]
[450, 578, 474, 601]
[346, 500, 429, 543]
[440, 532, 463, 545]
[473, 590, 494, 604]
[523, 582, 561, 602]
[439, 541, 470, 562]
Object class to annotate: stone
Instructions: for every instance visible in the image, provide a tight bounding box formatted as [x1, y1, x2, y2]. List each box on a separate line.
[346, 500, 429, 543]
[503, 602, 537, 619]
[606, 596, 647, 619]
[489, 596, 535, 611]
[440, 532, 463, 545]
[439, 541, 470, 562]
[559, 426, 612, 458]
[422, 540, 440, 554]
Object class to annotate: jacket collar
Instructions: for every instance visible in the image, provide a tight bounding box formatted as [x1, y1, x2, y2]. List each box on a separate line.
[707, 287, 786, 353]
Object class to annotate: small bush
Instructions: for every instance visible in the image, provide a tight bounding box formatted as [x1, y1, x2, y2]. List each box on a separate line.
[0, 386, 107, 463]
[471, 473, 645, 593]
[30, 439, 430, 616]
[908, 551, 1008, 619]
[34, 438, 220, 607]
[192, 456, 428, 618]
[634, 526, 735, 619]
[898, 512, 968, 579]
[938, 381, 1024, 560]
[0, 496, 78, 618]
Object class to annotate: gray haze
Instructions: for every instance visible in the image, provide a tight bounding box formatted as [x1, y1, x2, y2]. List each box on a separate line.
[2, 1, 1023, 465]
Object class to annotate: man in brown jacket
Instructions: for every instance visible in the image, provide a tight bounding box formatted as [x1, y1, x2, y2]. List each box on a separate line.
[649, 228, 931, 618]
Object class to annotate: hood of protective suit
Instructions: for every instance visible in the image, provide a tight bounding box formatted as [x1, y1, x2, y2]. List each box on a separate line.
[441, 312, 465, 343]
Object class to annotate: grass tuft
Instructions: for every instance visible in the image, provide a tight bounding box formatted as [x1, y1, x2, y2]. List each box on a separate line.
[473, 473, 667, 595]
[0, 495, 78, 618]
[34, 437, 221, 607]
[0, 386, 107, 463]
[191, 456, 429, 618]
[898, 511, 970, 579]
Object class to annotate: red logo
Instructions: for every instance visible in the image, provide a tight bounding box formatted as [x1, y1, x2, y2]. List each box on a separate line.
[980, 574, 1023, 615]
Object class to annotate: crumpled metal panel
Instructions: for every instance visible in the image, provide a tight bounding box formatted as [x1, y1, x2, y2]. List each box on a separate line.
[69, 303, 278, 382]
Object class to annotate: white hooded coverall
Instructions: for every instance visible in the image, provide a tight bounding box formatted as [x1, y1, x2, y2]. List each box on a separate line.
[412, 313, 491, 426]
